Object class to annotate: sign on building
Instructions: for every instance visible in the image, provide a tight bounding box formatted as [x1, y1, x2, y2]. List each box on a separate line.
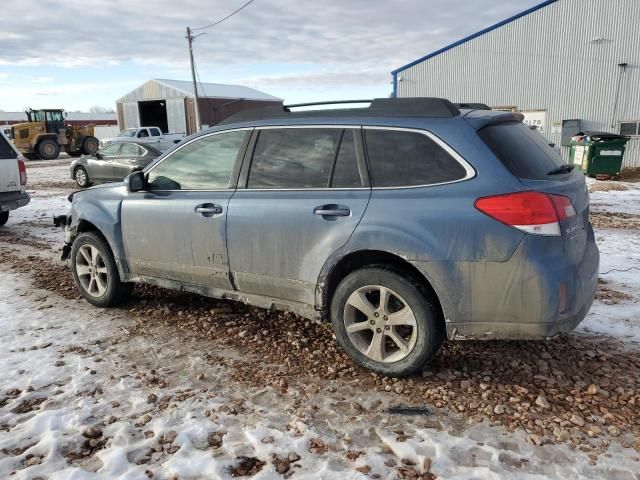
[521, 110, 548, 135]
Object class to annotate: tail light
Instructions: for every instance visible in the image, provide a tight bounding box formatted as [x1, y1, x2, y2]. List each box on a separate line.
[475, 191, 576, 236]
[18, 159, 27, 186]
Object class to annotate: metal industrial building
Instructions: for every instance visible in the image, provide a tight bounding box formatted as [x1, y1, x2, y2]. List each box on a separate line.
[392, 0, 640, 167]
[115, 79, 282, 135]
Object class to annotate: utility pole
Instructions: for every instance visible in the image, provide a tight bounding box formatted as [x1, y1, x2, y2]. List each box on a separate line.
[186, 27, 201, 132]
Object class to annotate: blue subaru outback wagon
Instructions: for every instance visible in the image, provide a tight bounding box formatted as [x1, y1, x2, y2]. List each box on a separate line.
[59, 98, 599, 376]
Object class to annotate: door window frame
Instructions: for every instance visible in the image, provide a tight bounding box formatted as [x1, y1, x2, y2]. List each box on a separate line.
[120, 142, 147, 157]
[142, 127, 253, 192]
[237, 125, 370, 191]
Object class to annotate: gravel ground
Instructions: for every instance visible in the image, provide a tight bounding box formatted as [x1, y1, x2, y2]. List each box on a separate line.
[1, 170, 640, 478]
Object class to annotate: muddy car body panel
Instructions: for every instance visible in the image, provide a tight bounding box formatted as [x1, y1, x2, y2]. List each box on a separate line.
[62, 98, 599, 374]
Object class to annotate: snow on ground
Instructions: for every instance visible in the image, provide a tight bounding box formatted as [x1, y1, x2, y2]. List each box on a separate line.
[1, 270, 639, 480]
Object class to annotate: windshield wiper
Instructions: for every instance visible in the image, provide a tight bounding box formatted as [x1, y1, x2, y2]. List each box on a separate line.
[547, 164, 575, 175]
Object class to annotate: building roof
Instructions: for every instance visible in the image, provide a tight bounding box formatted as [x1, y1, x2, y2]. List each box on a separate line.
[0, 111, 117, 123]
[153, 78, 282, 101]
[392, 0, 558, 75]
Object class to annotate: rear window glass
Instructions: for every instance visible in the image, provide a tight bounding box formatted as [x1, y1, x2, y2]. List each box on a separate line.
[479, 122, 565, 179]
[364, 129, 467, 187]
[0, 134, 17, 159]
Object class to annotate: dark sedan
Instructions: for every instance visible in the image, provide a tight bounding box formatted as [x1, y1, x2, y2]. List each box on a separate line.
[70, 142, 172, 188]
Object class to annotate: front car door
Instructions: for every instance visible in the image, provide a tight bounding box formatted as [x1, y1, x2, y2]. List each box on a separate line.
[121, 128, 251, 288]
[89, 142, 122, 182]
[226, 126, 371, 306]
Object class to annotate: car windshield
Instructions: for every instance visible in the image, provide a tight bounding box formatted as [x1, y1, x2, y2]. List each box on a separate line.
[118, 129, 138, 138]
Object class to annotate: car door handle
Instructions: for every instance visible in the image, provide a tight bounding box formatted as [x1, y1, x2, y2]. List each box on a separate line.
[314, 204, 351, 217]
[195, 203, 223, 217]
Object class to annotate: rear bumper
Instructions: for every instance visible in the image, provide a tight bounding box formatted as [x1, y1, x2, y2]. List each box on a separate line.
[0, 190, 30, 212]
[411, 227, 599, 340]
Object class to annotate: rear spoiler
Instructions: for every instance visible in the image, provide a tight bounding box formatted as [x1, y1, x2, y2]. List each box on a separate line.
[463, 111, 525, 130]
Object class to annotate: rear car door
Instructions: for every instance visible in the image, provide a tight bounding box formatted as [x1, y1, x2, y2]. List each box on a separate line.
[121, 129, 250, 288]
[226, 126, 371, 305]
[112, 143, 147, 181]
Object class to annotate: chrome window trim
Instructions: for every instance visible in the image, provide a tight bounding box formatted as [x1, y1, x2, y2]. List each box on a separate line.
[362, 126, 476, 190]
[143, 127, 253, 192]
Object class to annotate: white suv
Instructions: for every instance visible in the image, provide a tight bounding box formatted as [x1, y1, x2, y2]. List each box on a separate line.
[0, 131, 29, 226]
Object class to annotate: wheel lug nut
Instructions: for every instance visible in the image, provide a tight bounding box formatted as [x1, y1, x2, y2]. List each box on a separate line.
[370, 320, 375, 325]
[385, 325, 390, 330]
[374, 312, 379, 317]
[383, 315, 388, 321]
[376, 328, 382, 333]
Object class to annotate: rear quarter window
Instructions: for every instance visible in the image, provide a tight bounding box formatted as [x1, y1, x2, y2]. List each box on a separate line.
[479, 122, 565, 180]
[0, 134, 17, 159]
[364, 129, 468, 187]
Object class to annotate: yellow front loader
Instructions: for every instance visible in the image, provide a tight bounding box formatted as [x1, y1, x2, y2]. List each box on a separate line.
[11, 109, 99, 160]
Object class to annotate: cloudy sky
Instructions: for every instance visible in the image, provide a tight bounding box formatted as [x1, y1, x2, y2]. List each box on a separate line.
[0, 0, 541, 112]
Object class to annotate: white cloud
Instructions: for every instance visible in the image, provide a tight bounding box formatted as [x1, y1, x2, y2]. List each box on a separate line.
[0, 0, 540, 74]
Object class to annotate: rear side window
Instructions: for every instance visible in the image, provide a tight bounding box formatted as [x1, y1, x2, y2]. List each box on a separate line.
[150, 128, 161, 137]
[248, 128, 342, 189]
[120, 143, 145, 156]
[364, 129, 467, 187]
[0, 134, 17, 159]
[479, 122, 565, 179]
[331, 130, 362, 188]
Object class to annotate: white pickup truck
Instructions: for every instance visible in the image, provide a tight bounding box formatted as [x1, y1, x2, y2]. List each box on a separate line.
[101, 127, 185, 146]
[0, 131, 30, 226]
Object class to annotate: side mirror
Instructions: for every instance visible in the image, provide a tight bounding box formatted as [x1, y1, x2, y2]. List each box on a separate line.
[125, 171, 146, 192]
[94, 152, 102, 159]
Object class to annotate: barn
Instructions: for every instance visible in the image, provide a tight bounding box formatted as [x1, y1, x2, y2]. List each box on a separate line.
[391, 0, 640, 167]
[115, 79, 282, 135]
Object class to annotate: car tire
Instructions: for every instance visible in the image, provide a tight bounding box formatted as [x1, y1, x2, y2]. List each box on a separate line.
[0, 211, 8, 226]
[81, 136, 99, 155]
[74, 166, 91, 188]
[70, 232, 132, 307]
[37, 139, 60, 160]
[331, 267, 443, 377]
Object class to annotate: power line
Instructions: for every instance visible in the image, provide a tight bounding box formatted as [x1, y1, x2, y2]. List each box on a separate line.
[192, 0, 256, 31]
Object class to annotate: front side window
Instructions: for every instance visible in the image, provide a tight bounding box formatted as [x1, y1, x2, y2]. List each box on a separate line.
[247, 128, 343, 189]
[119, 129, 137, 138]
[365, 129, 467, 187]
[147, 130, 247, 191]
[138, 130, 149, 138]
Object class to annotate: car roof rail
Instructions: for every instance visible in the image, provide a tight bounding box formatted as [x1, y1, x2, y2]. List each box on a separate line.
[455, 102, 492, 110]
[219, 97, 460, 125]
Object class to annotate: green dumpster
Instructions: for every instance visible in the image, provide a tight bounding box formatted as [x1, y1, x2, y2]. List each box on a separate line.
[569, 131, 630, 177]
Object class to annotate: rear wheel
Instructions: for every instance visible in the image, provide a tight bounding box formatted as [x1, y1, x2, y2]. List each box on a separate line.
[331, 267, 442, 377]
[81, 136, 99, 155]
[70, 232, 132, 307]
[74, 166, 90, 188]
[0, 211, 8, 226]
[37, 139, 60, 160]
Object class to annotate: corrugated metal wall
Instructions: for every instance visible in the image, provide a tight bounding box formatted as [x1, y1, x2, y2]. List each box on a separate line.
[396, 0, 640, 167]
[116, 80, 187, 133]
[166, 98, 187, 134]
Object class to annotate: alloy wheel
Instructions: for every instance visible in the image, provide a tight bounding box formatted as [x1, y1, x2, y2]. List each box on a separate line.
[343, 285, 418, 363]
[75, 244, 109, 297]
[75, 168, 87, 186]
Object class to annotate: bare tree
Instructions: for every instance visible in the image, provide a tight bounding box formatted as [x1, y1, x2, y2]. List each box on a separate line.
[89, 106, 115, 114]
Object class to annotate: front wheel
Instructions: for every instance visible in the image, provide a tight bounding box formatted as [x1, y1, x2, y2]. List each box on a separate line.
[74, 166, 90, 188]
[331, 267, 443, 377]
[0, 211, 8, 226]
[70, 232, 132, 307]
[81, 136, 99, 155]
[37, 139, 60, 160]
